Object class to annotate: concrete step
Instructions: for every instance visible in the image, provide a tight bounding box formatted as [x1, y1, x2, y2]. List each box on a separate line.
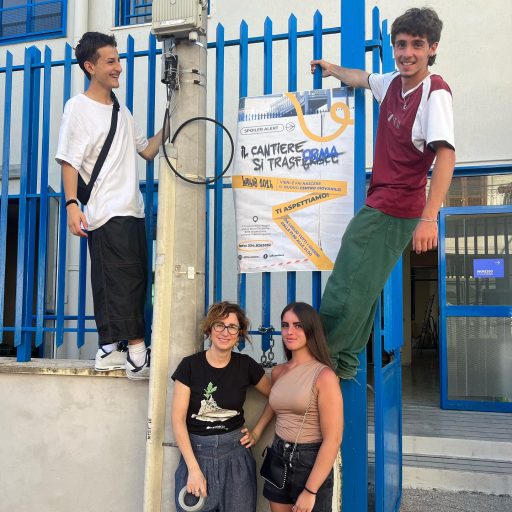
[401, 452, 512, 495]
[369, 434, 512, 495]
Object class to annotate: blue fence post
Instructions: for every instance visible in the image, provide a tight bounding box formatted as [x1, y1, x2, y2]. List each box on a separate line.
[144, 33, 157, 345]
[286, 13, 297, 304]
[261, 16, 273, 348]
[126, 35, 135, 113]
[76, 52, 89, 350]
[311, 9, 323, 311]
[371, 8, 381, 143]
[214, 23, 225, 302]
[25, 45, 42, 351]
[237, 20, 249, 314]
[339, 0, 368, 510]
[15, 45, 42, 361]
[56, 43, 73, 350]
[0, 51, 13, 347]
[371, 7, 383, 510]
[35, 46, 53, 352]
[381, 20, 394, 74]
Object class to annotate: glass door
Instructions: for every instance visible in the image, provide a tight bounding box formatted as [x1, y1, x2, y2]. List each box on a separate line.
[439, 206, 512, 412]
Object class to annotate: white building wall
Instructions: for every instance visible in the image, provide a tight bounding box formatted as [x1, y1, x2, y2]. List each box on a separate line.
[2, 0, 511, 173]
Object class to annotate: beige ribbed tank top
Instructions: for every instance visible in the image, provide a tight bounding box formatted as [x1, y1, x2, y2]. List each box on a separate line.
[269, 360, 326, 443]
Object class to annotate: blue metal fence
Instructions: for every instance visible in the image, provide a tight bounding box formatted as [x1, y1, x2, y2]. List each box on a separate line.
[0, 5, 398, 510]
[0, 7, 386, 364]
[206, 5, 397, 511]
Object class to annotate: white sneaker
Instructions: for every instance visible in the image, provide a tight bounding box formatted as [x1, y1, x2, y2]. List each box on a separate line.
[94, 345, 127, 371]
[126, 348, 151, 380]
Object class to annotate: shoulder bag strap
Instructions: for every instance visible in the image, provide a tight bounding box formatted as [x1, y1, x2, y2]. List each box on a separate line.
[287, 364, 326, 465]
[85, 91, 120, 195]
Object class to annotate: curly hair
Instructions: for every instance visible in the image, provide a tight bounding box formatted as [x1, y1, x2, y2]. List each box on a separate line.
[391, 8, 443, 66]
[75, 32, 117, 80]
[201, 301, 251, 344]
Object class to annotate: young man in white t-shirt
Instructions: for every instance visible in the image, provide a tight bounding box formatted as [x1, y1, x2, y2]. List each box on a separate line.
[310, 8, 456, 379]
[56, 32, 162, 379]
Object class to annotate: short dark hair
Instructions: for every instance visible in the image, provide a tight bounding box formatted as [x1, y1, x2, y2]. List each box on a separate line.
[201, 301, 251, 344]
[391, 7, 443, 66]
[75, 32, 117, 79]
[281, 302, 332, 368]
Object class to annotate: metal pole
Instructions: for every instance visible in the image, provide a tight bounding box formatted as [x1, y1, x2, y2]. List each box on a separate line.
[143, 10, 208, 512]
[340, 0, 368, 511]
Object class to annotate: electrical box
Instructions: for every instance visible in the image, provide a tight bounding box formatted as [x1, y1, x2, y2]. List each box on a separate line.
[151, 0, 204, 39]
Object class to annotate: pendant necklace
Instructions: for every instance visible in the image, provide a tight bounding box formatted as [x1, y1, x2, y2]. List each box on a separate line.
[402, 91, 409, 110]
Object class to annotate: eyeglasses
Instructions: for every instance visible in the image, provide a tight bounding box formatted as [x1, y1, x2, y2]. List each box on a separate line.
[212, 322, 241, 335]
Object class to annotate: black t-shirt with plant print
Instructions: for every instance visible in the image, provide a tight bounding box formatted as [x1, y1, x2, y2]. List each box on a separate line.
[172, 350, 265, 436]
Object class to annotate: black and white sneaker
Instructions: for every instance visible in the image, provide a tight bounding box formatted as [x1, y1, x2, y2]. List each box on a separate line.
[94, 344, 128, 371]
[126, 348, 151, 380]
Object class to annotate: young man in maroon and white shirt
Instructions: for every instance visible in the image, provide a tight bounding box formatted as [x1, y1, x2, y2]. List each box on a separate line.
[310, 7, 455, 379]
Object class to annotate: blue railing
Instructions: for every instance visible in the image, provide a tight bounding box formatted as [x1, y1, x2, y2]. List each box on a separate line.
[0, 8, 386, 359]
[0, 6, 397, 510]
[0, 0, 66, 45]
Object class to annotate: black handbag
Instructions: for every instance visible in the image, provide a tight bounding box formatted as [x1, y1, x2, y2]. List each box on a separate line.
[260, 445, 288, 490]
[260, 365, 325, 489]
[77, 91, 120, 205]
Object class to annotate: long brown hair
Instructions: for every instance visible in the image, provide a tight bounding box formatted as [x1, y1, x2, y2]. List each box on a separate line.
[281, 302, 332, 368]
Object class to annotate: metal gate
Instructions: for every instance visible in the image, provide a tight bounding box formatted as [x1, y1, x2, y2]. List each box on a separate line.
[206, 3, 402, 511]
[372, 263, 404, 511]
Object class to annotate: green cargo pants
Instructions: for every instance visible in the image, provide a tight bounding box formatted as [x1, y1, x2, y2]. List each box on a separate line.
[320, 206, 418, 379]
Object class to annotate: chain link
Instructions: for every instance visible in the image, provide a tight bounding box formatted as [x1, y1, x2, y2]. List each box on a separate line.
[258, 325, 276, 368]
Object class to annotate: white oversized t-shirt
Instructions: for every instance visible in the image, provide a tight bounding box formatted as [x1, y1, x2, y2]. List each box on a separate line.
[55, 93, 148, 231]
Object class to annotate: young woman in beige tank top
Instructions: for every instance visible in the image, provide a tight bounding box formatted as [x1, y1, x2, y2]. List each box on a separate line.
[241, 302, 343, 512]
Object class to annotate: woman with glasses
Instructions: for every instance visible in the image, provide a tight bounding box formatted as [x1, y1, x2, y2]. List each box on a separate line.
[171, 301, 271, 512]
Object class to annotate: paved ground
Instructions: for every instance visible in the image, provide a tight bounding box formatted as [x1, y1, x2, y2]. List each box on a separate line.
[400, 489, 512, 512]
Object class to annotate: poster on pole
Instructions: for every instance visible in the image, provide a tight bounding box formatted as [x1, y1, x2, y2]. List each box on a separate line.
[233, 87, 355, 273]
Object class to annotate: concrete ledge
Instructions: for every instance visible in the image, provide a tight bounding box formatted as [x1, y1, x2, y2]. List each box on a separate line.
[0, 357, 126, 377]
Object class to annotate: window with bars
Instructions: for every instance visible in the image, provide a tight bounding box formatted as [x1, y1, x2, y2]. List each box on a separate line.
[0, 0, 66, 44]
[116, 0, 153, 26]
[116, 0, 210, 27]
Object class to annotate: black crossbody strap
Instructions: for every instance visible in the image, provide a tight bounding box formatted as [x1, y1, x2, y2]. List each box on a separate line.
[86, 91, 120, 194]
